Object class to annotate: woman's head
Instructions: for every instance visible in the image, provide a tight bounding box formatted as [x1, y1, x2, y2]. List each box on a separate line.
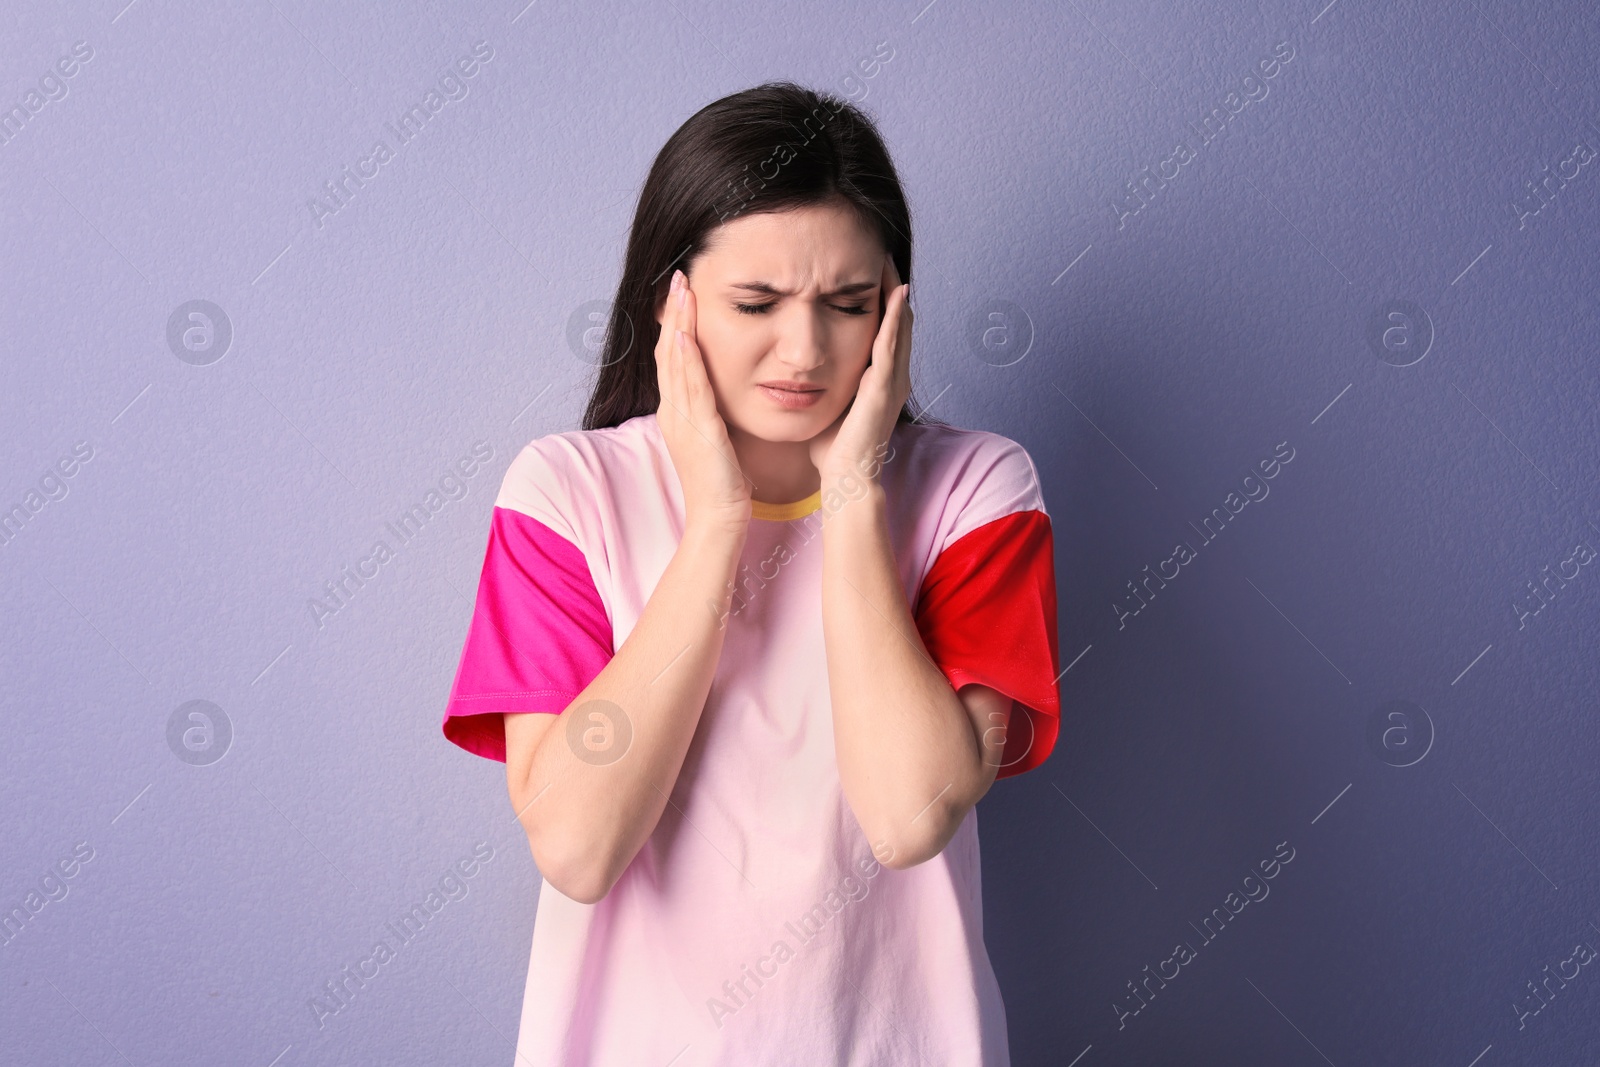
[583, 81, 936, 438]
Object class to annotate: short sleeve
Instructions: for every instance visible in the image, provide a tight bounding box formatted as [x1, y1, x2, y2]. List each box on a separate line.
[440, 504, 615, 762]
[912, 441, 1061, 780]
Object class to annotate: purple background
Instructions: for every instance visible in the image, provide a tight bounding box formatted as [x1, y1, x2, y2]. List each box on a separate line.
[3, 0, 1598, 1063]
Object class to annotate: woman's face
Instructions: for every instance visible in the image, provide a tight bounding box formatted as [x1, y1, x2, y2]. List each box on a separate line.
[659, 199, 888, 444]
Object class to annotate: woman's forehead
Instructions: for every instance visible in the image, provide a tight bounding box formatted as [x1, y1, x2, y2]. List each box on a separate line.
[699, 205, 882, 284]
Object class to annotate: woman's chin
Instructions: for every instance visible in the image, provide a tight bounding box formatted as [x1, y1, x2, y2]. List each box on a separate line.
[726, 410, 830, 444]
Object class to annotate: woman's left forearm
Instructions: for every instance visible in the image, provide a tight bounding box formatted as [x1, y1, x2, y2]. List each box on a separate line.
[821, 481, 988, 869]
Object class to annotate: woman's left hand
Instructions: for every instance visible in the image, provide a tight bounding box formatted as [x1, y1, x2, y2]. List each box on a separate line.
[808, 252, 912, 484]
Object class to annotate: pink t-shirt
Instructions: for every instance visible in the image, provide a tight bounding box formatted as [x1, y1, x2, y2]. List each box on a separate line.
[442, 411, 1060, 1066]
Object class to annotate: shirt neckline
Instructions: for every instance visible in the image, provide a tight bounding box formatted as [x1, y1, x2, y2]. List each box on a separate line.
[640, 414, 825, 522]
[750, 490, 822, 522]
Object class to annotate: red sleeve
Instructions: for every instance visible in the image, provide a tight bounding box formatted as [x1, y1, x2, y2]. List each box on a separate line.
[913, 509, 1060, 779]
[440, 505, 615, 762]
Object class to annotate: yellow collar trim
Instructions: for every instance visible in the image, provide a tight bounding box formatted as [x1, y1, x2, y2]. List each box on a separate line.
[750, 490, 823, 522]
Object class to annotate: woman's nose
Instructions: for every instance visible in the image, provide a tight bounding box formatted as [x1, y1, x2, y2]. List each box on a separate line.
[773, 307, 827, 372]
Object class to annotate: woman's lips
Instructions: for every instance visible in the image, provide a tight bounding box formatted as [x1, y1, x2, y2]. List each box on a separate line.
[758, 385, 824, 409]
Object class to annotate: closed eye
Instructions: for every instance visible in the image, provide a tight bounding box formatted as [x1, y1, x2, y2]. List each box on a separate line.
[735, 302, 871, 316]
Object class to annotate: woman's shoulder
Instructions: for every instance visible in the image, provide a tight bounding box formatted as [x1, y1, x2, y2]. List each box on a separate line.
[498, 413, 661, 513]
[886, 418, 1048, 530]
[888, 418, 1040, 485]
[506, 413, 660, 476]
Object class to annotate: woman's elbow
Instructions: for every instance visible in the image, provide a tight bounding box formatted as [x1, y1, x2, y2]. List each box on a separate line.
[876, 832, 944, 871]
[543, 859, 615, 905]
[872, 812, 958, 871]
[523, 824, 617, 904]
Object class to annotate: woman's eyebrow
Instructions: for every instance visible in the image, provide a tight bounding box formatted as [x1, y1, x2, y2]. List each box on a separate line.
[726, 280, 880, 297]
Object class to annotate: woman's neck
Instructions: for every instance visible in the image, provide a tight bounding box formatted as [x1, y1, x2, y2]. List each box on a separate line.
[727, 428, 821, 505]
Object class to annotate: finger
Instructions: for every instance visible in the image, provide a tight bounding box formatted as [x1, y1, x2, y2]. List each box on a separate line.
[895, 282, 913, 392]
[669, 324, 690, 429]
[878, 253, 896, 327]
[656, 272, 681, 385]
[653, 272, 675, 369]
[669, 330, 692, 431]
[873, 276, 907, 368]
[672, 273, 696, 417]
[676, 281, 710, 416]
[672, 295, 704, 438]
[874, 281, 911, 405]
[678, 270, 697, 344]
[678, 294, 716, 422]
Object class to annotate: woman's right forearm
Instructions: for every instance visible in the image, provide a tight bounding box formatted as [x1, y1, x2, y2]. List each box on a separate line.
[511, 520, 747, 902]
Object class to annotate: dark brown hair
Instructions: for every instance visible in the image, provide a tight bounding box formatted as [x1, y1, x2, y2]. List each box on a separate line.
[582, 81, 938, 431]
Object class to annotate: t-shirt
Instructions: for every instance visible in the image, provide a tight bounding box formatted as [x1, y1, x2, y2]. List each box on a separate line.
[441, 411, 1060, 1066]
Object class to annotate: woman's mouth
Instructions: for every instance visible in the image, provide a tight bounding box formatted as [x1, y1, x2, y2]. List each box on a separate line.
[757, 383, 824, 410]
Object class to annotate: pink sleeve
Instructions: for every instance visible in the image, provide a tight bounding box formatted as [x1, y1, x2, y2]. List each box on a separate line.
[441, 505, 614, 762]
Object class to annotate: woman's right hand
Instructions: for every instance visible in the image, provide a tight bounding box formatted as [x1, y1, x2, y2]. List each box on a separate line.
[655, 268, 752, 534]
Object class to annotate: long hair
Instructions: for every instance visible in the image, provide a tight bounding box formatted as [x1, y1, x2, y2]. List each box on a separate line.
[582, 81, 939, 431]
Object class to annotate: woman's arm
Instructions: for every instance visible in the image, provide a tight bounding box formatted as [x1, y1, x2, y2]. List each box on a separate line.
[808, 254, 1012, 869]
[820, 482, 1011, 869]
[504, 520, 746, 904]
[505, 268, 753, 905]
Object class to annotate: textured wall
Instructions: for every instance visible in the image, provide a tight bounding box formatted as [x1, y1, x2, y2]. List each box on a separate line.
[3, 0, 1597, 1063]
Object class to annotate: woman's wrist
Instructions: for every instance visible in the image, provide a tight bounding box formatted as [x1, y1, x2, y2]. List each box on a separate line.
[818, 478, 887, 542]
[818, 437, 895, 489]
[817, 463, 884, 506]
[681, 515, 749, 554]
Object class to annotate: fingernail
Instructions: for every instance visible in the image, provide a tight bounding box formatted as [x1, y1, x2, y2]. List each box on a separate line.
[673, 269, 683, 290]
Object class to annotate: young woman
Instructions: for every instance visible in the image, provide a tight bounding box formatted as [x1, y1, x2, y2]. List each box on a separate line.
[442, 81, 1061, 1066]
